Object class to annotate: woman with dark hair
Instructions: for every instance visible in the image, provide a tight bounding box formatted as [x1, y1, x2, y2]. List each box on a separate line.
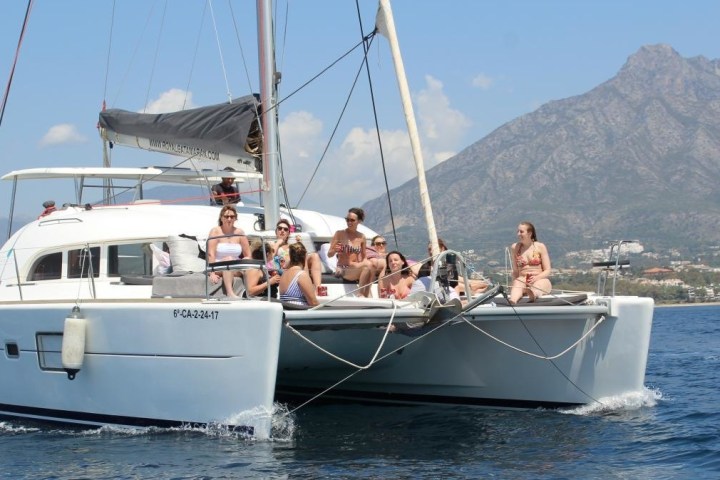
[378, 250, 415, 299]
[327, 207, 373, 297]
[207, 205, 251, 297]
[509, 221, 552, 304]
[273, 218, 322, 286]
[244, 240, 280, 298]
[279, 243, 319, 306]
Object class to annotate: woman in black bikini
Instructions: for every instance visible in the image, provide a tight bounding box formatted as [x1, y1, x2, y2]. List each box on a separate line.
[327, 207, 374, 297]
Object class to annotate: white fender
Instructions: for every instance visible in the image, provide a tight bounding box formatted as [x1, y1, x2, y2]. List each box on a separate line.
[61, 307, 86, 380]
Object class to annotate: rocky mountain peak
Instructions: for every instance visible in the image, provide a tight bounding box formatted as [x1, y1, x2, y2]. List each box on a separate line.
[362, 45, 720, 263]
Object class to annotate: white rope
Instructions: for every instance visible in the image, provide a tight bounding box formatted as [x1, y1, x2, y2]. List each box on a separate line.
[458, 313, 606, 360]
[284, 301, 400, 370]
[285, 307, 456, 415]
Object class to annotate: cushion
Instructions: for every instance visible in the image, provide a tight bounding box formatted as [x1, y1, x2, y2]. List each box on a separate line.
[318, 243, 337, 272]
[167, 235, 206, 273]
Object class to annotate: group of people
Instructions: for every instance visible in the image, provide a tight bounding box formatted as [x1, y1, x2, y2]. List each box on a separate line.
[204, 203, 552, 306]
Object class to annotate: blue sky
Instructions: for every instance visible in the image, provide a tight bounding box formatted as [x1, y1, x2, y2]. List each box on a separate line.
[1, 0, 719, 220]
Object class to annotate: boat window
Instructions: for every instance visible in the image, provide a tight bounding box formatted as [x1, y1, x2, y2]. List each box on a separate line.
[68, 247, 101, 279]
[107, 243, 153, 277]
[28, 252, 62, 281]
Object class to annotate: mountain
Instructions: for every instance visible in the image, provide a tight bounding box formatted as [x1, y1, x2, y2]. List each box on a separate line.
[362, 44, 720, 263]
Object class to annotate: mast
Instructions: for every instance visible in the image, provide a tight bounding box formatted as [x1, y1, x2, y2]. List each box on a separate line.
[257, 0, 280, 229]
[376, 0, 440, 257]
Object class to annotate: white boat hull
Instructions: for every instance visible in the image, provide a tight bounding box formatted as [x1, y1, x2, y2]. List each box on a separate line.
[0, 300, 283, 436]
[276, 296, 654, 408]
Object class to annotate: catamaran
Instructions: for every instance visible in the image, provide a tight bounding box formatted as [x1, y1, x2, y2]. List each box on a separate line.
[0, 0, 653, 436]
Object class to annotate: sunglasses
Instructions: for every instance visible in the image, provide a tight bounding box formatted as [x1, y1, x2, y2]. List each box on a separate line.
[276, 226, 289, 232]
[345, 217, 358, 223]
[374, 241, 387, 246]
[222, 215, 237, 219]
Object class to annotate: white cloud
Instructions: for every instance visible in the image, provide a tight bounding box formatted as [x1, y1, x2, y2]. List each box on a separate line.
[39, 124, 87, 147]
[276, 75, 471, 215]
[415, 75, 471, 165]
[472, 73, 494, 90]
[142, 88, 196, 114]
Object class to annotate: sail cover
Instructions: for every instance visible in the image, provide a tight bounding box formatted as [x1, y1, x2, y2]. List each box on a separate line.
[98, 94, 262, 173]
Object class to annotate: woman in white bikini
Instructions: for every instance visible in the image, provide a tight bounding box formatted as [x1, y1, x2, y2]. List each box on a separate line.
[509, 221, 552, 304]
[207, 205, 251, 298]
[327, 207, 374, 297]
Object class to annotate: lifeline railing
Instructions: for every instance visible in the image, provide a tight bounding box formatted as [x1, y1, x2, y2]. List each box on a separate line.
[593, 240, 637, 296]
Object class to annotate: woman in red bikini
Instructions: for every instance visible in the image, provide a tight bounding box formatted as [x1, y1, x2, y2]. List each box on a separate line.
[378, 251, 415, 299]
[509, 222, 552, 304]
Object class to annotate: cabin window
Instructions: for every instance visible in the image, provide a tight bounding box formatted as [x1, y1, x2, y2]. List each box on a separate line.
[107, 243, 153, 277]
[68, 247, 100, 279]
[28, 252, 63, 281]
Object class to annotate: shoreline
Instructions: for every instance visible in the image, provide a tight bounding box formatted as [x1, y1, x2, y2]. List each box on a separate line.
[655, 301, 720, 308]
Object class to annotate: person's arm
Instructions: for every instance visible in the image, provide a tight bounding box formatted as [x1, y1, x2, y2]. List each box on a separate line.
[245, 269, 279, 296]
[537, 243, 552, 280]
[510, 243, 519, 279]
[207, 227, 220, 282]
[207, 228, 219, 263]
[238, 230, 251, 258]
[297, 272, 319, 306]
[359, 234, 367, 261]
[328, 231, 340, 258]
[211, 185, 223, 204]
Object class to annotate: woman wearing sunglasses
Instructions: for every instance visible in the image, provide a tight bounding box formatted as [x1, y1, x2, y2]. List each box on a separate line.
[366, 235, 388, 281]
[273, 219, 322, 287]
[207, 205, 251, 297]
[328, 207, 374, 297]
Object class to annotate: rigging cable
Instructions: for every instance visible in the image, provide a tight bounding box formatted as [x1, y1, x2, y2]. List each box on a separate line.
[182, 1, 209, 111]
[111, 2, 159, 109]
[294, 31, 377, 207]
[265, 1, 298, 227]
[0, 0, 35, 128]
[102, 1, 115, 106]
[355, 0, 399, 249]
[142, 0, 168, 113]
[227, 0, 264, 208]
[101, 0, 116, 201]
[208, 0, 233, 103]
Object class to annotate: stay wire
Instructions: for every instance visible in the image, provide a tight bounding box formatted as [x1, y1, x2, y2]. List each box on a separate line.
[354, 0, 399, 250]
[0, 0, 34, 128]
[142, 0, 168, 113]
[208, 0, 233, 103]
[182, 1, 209, 111]
[274, 33, 373, 111]
[294, 32, 377, 206]
[101, 0, 115, 105]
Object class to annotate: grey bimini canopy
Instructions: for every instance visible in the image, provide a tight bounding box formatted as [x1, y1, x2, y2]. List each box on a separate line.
[98, 94, 262, 173]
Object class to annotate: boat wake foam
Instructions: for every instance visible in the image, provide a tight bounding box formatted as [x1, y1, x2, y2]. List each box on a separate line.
[0, 403, 295, 441]
[560, 386, 662, 415]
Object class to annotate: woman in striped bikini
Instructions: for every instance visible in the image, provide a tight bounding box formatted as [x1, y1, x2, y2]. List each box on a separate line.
[279, 243, 319, 307]
[327, 207, 374, 297]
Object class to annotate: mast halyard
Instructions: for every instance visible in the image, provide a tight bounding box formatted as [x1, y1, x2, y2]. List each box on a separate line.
[376, 0, 440, 257]
[257, 0, 281, 229]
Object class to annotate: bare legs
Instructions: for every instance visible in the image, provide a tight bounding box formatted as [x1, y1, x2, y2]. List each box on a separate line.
[340, 261, 375, 297]
[222, 271, 240, 298]
[509, 277, 552, 304]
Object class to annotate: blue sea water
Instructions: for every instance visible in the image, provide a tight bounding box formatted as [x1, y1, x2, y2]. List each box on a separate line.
[1, 305, 718, 479]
